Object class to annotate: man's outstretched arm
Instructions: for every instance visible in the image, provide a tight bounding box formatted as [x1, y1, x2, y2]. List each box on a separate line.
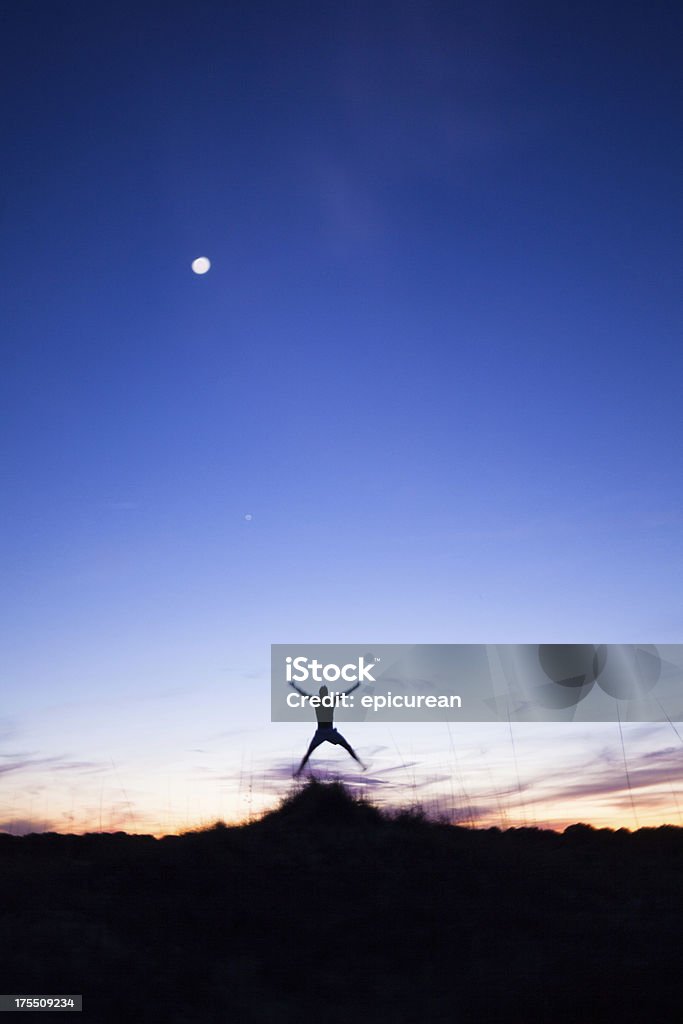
[341, 681, 360, 697]
[288, 680, 311, 697]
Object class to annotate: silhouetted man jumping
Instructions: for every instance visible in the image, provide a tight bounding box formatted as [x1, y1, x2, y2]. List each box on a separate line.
[290, 679, 366, 776]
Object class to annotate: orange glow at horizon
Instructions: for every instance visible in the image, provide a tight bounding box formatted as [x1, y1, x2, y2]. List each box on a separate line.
[2, 768, 681, 838]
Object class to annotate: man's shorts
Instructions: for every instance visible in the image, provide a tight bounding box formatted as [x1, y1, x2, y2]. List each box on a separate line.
[314, 726, 342, 743]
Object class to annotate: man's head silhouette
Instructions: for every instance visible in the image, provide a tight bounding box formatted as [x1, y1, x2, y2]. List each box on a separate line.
[319, 685, 328, 698]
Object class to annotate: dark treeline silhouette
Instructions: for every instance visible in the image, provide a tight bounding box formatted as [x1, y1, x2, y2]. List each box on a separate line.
[1, 782, 681, 1023]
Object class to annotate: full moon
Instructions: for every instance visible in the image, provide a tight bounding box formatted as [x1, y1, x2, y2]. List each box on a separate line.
[191, 257, 211, 275]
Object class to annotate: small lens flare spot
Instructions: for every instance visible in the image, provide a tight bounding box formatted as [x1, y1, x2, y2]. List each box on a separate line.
[244, 513, 253, 521]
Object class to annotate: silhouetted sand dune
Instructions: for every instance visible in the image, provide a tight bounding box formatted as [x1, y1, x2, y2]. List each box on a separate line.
[1, 781, 681, 1023]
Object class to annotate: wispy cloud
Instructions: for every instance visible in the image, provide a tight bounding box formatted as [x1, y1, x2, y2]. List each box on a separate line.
[0, 754, 106, 777]
[522, 745, 683, 808]
[0, 755, 65, 776]
[49, 761, 107, 775]
[0, 817, 55, 835]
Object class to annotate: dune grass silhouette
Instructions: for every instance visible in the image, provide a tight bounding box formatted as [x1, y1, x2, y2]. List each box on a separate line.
[0, 780, 680, 1022]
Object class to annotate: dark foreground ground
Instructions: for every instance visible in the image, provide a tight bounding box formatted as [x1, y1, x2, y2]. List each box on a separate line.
[1, 781, 682, 1024]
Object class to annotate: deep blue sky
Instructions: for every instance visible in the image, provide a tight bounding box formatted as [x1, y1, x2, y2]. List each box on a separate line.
[1, 1, 681, 832]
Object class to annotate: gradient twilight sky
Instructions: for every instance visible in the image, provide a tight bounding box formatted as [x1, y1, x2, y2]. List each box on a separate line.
[2, 1, 682, 835]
